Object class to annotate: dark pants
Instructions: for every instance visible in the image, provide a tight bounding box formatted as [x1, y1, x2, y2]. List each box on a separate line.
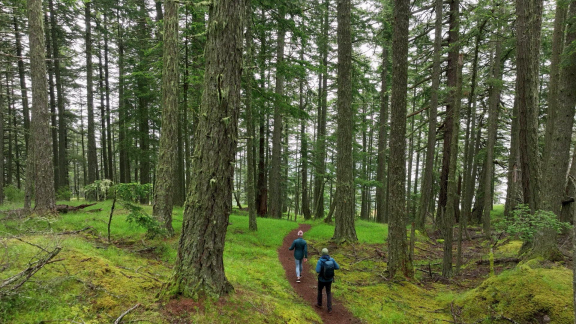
[317, 280, 332, 310]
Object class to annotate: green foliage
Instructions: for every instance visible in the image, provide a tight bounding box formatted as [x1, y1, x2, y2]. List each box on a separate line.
[113, 182, 153, 203]
[122, 202, 165, 239]
[504, 205, 570, 242]
[56, 187, 72, 201]
[3, 185, 24, 202]
[84, 179, 114, 201]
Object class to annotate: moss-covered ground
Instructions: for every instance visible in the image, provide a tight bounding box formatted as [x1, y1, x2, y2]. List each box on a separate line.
[0, 202, 573, 323]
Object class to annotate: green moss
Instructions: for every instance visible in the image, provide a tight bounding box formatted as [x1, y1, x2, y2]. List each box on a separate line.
[455, 264, 573, 323]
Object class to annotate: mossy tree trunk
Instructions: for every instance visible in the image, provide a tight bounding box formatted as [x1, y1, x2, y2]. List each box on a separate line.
[152, 0, 179, 237]
[166, 0, 246, 299]
[387, 0, 413, 279]
[333, 0, 357, 243]
[535, 0, 576, 261]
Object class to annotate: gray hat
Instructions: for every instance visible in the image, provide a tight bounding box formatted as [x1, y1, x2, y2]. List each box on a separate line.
[321, 248, 329, 256]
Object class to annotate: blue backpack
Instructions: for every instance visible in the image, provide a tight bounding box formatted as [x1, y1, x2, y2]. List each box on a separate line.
[321, 259, 335, 281]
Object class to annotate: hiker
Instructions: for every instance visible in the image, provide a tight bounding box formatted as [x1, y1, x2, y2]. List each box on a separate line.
[288, 230, 308, 283]
[315, 248, 340, 314]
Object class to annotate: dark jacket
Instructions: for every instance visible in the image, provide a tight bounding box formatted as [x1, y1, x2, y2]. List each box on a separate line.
[289, 238, 308, 260]
[316, 255, 340, 282]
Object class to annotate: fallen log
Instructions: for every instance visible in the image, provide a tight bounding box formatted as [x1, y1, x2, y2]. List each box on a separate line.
[0, 246, 62, 297]
[476, 257, 520, 265]
[56, 203, 97, 213]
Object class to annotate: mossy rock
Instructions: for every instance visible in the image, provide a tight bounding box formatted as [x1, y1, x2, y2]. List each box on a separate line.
[455, 263, 573, 323]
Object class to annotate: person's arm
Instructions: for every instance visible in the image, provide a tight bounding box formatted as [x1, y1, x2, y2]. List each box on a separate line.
[316, 260, 322, 273]
[333, 258, 340, 270]
[289, 241, 295, 251]
[304, 242, 308, 259]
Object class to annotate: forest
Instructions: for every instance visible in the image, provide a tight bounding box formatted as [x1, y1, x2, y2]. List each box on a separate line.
[0, 0, 576, 322]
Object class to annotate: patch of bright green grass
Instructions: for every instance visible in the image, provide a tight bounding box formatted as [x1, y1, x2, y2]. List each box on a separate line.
[304, 219, 388, 244]
[0, 202, 319, 323]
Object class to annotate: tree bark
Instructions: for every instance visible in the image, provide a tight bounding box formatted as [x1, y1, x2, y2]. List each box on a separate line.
[482, 27, 504, 239]
[516, 0, 543, 213]
[137, 0, 151, 204]
[438, 0, 460, 216]
[299, 26, 311, 221]
[376, 46, 389, 224]
[269, 5, 287, 219]
[535, 0, 576, 261]
[245, 0, 257, 230]
[387, 0, 413, 279]
[333, 0, 357, 243]
[0, 81, 4, 204]
[86, 1, 98, 189]
[314, 0, 329, 220]
[28, 0, 56, 213]
[166, 0, 246, 299]
[49, 0, 68, 190]
[542, 1, 568, 169]
[152, 0, 179, 237]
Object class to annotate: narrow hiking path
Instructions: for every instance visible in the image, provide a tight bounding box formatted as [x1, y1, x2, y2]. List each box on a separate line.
[278, 224, 361, 324]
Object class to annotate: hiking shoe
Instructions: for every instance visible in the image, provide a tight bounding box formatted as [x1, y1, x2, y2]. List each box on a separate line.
[296, 279, 300, 283]
[328, 309, 332, 314]
[315, 304, 322, 309]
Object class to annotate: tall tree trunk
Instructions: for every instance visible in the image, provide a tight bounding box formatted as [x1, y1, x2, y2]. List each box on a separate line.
[314, 0, 329, 220]
[333, 0, 357, 243]
[361, 103, 369, 221]
[438, 0, 460, 216]
[256, 8, 268, 217]
[137, 0, 150, 203]
[535, 0, 576, 261]
[86, 1, 98, 188]
[45, 15, 58, 192]
[300, 28, 311, 221]
[417, 0, 442, 230]
[0, 81, 4, 204]
[153, 0, 179, 237]
[117, 11, 129, 184]
[97, 37, 109, 180]
[387, 0, 413, 279]
[13, 15, 31, 150]
[542, 1, 568, 168]
[516, 0, 543, 213]
[166, 0, 246, 298]
[504, 98, 523, 216]
[269, 5, 286, 219]
[461, 24, 484, 231]
[442, 52, 463, 279]
[104, 13, 113, 181]
[29, 0, 56, 213]
[245, 0, 257, 230]
[376, 47, 389, 224]
[49, 0, 67, 190]
[482, 29, 504, 239]
[5, 76, 12, 187]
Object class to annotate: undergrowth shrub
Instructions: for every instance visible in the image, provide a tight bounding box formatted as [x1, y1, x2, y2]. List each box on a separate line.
[504, 204, 570, 242]
[3, 185, 24, 202]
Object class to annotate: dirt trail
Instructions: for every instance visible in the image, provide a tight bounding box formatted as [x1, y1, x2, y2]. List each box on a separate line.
[278, 224, 361, 324]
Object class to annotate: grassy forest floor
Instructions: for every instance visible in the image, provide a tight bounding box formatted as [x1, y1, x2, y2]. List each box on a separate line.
[0, 201, 573, 323]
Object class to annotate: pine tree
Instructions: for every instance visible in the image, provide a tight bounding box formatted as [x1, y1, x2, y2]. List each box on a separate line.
[166, 0, 246, 299]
